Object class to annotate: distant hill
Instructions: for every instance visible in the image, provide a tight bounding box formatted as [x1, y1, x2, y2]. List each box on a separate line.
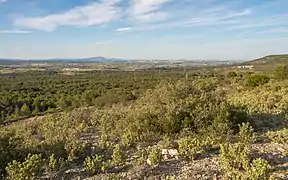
[0, 57, 127, 65]
[240, 55, 288, 71]
[41, 57, 128, 63]
[244, 54, 288, 66]
[0, 59, 27, 65]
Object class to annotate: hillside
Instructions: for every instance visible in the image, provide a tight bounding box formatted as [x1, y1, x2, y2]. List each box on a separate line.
[0, 67, 288, 179]
[239, 54, 288, 71]
[250, 54, 288, 65]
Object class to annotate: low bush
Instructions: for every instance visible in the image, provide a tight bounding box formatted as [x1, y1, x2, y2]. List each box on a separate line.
[159, 135, 177, 149]
[274, 65, 288, 80]
[178, 136, 205, 161]
[220, 143, 271, 179]
[245, 74, 270, 87]
[238, 122, 255, 144]
[84, 155, 105, 175]
[112, 144, 127, 167]
[0, 133, 22, 176]
[148, 146, 162, 166]
[6, 154, 44, 180]
[47, 154, 66, 178]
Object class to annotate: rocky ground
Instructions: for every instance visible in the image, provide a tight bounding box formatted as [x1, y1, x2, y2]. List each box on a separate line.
[61, 132, 287, 180]
[4, 113, 287, 180]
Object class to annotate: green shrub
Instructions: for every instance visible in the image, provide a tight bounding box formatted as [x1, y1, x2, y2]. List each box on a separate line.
[112, 144, 127, 167]
[121, 129, 138, 147]
[220, 143, 271, 179]
[245, 74, 270, 87]
[274, 65, 288, 80]
[133, 147, 149, 166]
[6, 154, 44, 180]
[99, 134, 112, 149]
[67, 141, 91, 162]
[47, 154, 65, 177]
[220, 143, 250, 174]
[178, 136, 204, 161]
[267, 128, 288, 145]
[227, 71, 238, 79]
[159, 135, 177, 149]
[248, 158, 272, 180]
[0, 133, 22, 176]
[148, 146, 162, 166]
[84, 155, 104, 175]
[238, 122, 255, 144]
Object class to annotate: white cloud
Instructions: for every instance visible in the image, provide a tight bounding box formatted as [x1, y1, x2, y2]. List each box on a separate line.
[184, 9, 251, 26]
[228, 23, 279, 30]
[0, 29, 31, 34]
[0, 0, 9, 3]
[15, 0, 121, 31]
[257, 27, 288, 34]
[94, 41, 109, 45]
[116, 8, 251, 32]
[116, 27, 132, 32]
[129, 0, 170, 22]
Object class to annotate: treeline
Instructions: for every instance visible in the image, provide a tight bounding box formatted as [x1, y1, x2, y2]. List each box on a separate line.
[1, 64, 288, 123]
[0, 70, 187, 122]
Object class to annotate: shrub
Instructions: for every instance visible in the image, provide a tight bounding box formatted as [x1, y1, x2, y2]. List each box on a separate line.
[178, 136, 204, 161]
[220, 143, 271, 179]
[6, 154, 44, 180]
[159, 135, 177, 149]
[84, 155, 104, 175]
[47, 154, 65, 178]
[238, 122, 255, 144]
[112, 144, 127, 167]
[248, 158, 272, 180]
[267, 128, 288, 145]
[220, 143, 250, 174]
[148, 146, 162, 166]
[133, 147, 149, 166]
[227, 71, 237, 79]
[67, 141, 91, 162]
[245, 74, 270, 87]
[99, 134, 112, 149]
[121, 129, 138, 147]
[20, 103, 31, 116]
[0, 133, 21, 176]
[274, 65, 288, 80]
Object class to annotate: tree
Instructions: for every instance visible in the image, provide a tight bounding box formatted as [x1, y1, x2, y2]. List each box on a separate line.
[32, 98, 41, 114]
[13, 106, 20, 119]
[58, 97, 69, 110]
[245, 74, 270, 87]
[227, 71, 237, 79]
[0, 110, 5, 122]
[274, 65, 288, 80]
[20, 104, 30, 116]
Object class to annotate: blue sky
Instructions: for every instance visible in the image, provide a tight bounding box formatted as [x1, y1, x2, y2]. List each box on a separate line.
[0, 0, 288, 60]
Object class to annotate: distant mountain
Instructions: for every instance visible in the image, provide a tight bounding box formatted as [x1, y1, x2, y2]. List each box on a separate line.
[43, 57, 128, 63]
[0, 57, 128, 65]
[0, 59, 27, 65]
[243, 54, 288, 66]
[240, 54, 288, 71]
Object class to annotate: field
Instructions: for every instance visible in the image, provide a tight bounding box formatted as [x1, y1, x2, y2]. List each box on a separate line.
[0, 56, 288, 179]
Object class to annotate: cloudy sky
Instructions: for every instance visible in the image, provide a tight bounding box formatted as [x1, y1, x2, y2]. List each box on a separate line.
[0, 0, 287, 60]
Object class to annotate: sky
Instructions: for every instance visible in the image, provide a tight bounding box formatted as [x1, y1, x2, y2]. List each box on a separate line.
[0, 0, 288, 60]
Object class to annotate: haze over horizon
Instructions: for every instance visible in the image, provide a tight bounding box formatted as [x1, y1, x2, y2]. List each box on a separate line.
[0, 0, 288, 60]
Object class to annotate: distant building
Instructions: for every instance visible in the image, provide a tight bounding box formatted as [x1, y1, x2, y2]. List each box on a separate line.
[62, 68, 81, 71]
[236, 65, 254, 69]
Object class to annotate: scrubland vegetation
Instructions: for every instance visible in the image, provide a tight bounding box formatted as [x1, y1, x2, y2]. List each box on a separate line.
[0, 62, 288, 179]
